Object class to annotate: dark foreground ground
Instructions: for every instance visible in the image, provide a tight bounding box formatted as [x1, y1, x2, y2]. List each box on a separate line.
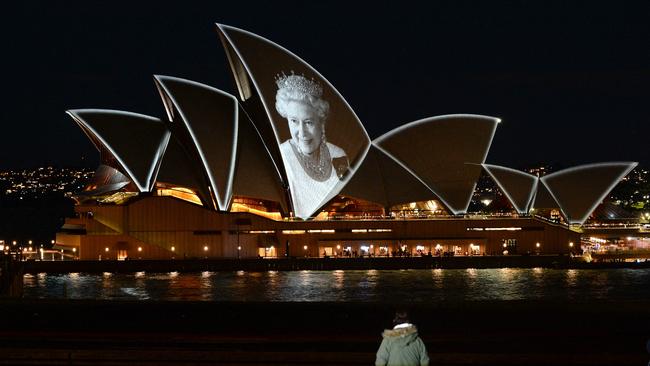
[0, 299, 648, 365]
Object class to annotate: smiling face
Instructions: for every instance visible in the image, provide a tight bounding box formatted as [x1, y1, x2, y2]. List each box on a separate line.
[285, 100, 324, 155]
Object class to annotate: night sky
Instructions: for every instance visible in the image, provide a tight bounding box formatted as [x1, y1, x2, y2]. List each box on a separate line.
[2, 1, 648, 170]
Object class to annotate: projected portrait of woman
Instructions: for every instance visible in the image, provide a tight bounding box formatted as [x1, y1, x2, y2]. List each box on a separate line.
[275, 72, 349, 219]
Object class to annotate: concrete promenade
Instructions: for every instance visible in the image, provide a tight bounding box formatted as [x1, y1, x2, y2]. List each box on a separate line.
[0, 299, 648, 365]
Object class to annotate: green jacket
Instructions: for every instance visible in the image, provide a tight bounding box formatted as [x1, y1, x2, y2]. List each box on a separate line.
[375, 324, 430, 366]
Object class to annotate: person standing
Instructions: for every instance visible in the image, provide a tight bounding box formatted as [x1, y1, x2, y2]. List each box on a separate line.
[375, 310, 429, 366]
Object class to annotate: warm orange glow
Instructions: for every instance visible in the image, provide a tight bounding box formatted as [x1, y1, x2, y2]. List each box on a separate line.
[230, 202, 282, 220]
[137, 247, 142, 252]
[157, 187, 203, 206]
[282, 230, 306, 234]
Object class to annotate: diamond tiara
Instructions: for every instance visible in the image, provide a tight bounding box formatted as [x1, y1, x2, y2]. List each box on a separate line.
[275, 71, 323, 98]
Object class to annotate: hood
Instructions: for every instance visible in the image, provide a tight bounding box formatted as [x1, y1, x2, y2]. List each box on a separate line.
[382, 324, 419, 345]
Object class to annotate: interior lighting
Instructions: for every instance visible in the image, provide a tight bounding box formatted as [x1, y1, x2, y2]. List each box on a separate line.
[282, 230, 306, 234]
[484, 227, 522, 231]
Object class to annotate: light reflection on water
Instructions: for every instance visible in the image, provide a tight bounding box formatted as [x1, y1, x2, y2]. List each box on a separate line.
[22, 269, 650, 302]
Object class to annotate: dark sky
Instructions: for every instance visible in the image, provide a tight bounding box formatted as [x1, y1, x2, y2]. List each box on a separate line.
[2, 1, 648, 170]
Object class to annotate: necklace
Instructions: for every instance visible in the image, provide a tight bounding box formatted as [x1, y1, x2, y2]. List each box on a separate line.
[290, 140, 332, 182]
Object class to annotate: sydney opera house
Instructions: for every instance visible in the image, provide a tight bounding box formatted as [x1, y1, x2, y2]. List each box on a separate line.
[56, 24, 637, 260]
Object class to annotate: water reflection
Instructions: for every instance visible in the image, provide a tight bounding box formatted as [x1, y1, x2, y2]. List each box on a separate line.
[332, 270, 345, 290]
[21, 269, 650, 303]
[565, 269, 578, 287]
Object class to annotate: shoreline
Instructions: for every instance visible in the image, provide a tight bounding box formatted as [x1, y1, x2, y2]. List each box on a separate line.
[20, 255, 650, 274]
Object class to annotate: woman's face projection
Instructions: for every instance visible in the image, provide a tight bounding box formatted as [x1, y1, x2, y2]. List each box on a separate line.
[285, 100, 323, 155]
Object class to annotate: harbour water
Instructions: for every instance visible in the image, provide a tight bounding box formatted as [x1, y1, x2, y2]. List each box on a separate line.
[22, 268, 650, 302]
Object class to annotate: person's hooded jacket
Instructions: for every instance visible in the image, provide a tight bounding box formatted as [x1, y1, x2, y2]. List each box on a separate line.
[375, 323, 429, 366]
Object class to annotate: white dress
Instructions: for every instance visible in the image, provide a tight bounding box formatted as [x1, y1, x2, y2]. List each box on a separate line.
[280, 141, 343, 219]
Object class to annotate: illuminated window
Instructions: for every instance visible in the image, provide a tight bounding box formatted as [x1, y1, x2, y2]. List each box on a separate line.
[282, 230, 306, 234]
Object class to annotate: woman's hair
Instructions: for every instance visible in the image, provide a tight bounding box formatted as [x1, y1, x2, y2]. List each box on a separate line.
[275, 74, 329, 121]
[392, 310, 410, 326]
